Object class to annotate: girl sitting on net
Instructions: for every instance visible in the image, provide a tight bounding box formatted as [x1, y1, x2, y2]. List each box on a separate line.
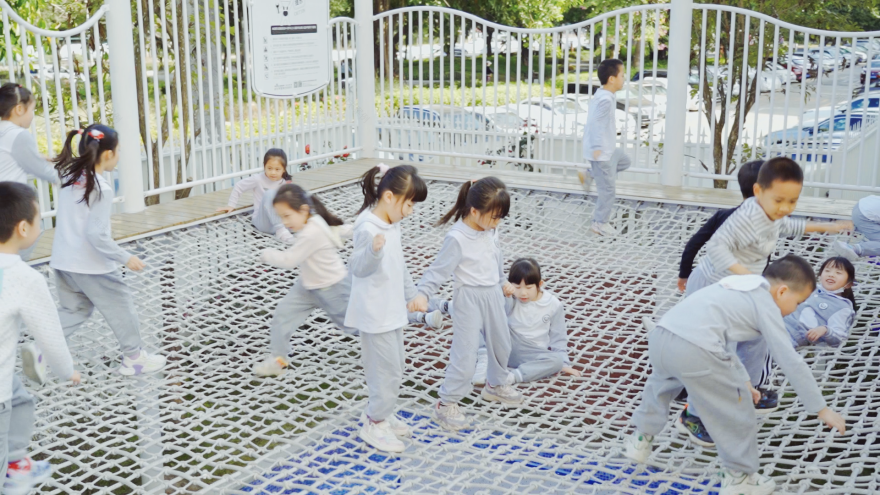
[217, 148, 293, 243]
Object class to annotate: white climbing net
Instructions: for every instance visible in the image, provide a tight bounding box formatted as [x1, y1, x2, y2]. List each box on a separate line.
[20, 181, 880, 494]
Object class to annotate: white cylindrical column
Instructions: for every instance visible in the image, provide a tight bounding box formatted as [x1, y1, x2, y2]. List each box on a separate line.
[106, 0, 146, 212]
[354, 0, 377, 158]
[661, 0, 693, 187]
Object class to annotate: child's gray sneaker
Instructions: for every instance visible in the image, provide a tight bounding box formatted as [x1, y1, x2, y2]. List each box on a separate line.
[433, 401, 471, 431]
[719, 469, 775, 495]
[481, 383, 524, 406]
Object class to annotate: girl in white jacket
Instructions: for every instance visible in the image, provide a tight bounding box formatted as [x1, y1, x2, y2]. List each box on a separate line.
[345, 163, 427, 453]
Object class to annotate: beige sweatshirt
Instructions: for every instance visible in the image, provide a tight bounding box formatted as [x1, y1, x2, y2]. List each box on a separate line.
[259, 216, 353, 289]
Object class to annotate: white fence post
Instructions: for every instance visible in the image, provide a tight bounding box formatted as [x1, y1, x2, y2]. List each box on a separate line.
[355, 0, 377, 158]
[106, 0, 146, 213]
[661, 0, 693, 187]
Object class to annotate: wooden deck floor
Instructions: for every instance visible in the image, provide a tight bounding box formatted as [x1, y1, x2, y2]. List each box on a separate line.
[26, 158, 857, 263]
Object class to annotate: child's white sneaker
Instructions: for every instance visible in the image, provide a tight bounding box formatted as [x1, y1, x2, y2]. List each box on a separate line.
[20, 343, 48, 385]
[833, 241, 860, 261]
[433, 401, 471, 431]
[471, 349, 488, 385]
[642, 318, 657, 333]
[119, 350, 166, 376]
[578, 170, 593, 192]
[481, 383, 524, 406]
[591, 221, 617, 237]
[623, 431, 654, 464]
[3, 457, 53, 495]
[253, 357, 287, 377]
[719, 469, 776, 495]
[414, 310, 444, 329]
[363, 411, 411, 438]
[358, 417, 405, 453]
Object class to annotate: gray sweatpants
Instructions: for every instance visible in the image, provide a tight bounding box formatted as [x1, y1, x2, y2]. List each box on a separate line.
[55, 269, 143, 355]
[736, 337, 773, 388]
[509, 331, 565, 383]
[632, 327, 758, 474]
[0, 375, 36, 479]
[852, 202, 880, 257]
[361, 328, 404, 422]
[439, 285, 511, 404]
[585, 150, 631, 224]
[269, 276, 356, 357]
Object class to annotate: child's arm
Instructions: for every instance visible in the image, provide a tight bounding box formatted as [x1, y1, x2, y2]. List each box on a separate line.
[403, 264, 418, 304]
[679, 209, 734, 290]
[705, 209, 753, 275]
[217, 176, 259, 213]
[495, 237, 514, 296]
[85, 189, 136, 268]
[804, 220, 853, 234]
[409, 236, 462, 311]
[260, 232, 320, 269]
[547, 303, 571, 366]
[19, 271, 77, 382]
[11, 131, 59, 184]
[809, 309, 854, 346]
[349, 228, 384, 278]
[587, 97, 614, 160]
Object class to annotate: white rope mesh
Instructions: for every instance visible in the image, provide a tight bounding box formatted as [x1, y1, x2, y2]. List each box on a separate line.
[21, 181, 880, 494]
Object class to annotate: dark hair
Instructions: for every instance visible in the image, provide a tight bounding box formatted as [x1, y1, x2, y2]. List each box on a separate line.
[818, 256, 857, 311]
[0, 182, 38, 243]
[437, 177, 510, 226]
[0, 83, 33, 119]
[358, 164, 428, 214]
[737, 160, 763, 199]
[264, 148, 291, 180]
[757, 157, 804, 190]
[598, 59, 624, 85]
[53, 124, 120, 207]
[763, 254, 816, 294]
[508, 258, 542, 286]
[273, 183, 343, 226]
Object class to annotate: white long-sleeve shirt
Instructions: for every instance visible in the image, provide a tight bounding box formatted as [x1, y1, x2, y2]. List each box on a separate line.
[699, 197, 806, 285]
[583, 88, 617, 162]
[506, 290, 570, 365]
[50, 174, 131, 274]
[259, 216, 352, 289]
[417, 220, 504, 299]
[0, 254, 75, 403]
[0, 121, 58, 184]
[344, 210, 417, 334]
[226, 173, 285, 231]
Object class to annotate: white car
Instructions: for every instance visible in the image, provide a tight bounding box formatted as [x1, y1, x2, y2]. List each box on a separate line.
[802, 95, 880, 127]
[517, 96, 635, 136]
[628, 77, 701, 112]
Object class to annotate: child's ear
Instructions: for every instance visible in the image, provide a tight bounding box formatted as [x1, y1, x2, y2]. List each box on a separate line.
[752, 182, 761, 196]
[539, 280, 545, 289]
[381, 190, 394, 203]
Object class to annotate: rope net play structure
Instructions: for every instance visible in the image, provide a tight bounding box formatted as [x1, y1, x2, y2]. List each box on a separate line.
[20, 181, 880, 494]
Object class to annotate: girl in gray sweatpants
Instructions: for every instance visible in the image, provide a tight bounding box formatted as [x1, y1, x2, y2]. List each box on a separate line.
[412, 177, 524, 432]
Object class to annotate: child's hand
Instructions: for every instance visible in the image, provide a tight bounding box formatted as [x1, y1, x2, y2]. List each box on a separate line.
[747, 382, 761, 404]
[407, 295, 428, 313]
[592, 149, 602, 160]
[677, 278, 687, 292]
[126, 256, 146, 272]
[372, 233, 386, 253]
[502, 282, 516, 297]
[561, 366, 582, 377]
[818, 407, 846, 435]
[70, 371, 82, 385]
[216, 206, 235, 214]
[807, 326, 828, 343]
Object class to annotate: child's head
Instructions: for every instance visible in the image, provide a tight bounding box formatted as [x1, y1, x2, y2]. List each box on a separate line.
[54, 124, 120, 206]
[272, 183, 343, 232]
[264, 148, 291, 181]
[737, 160, 763, 199]
[358, 164, 428, 223]
[0, 182, 40, 250]
[598, 59, 625, 92]
[818, 257, 855, 293]
[763, 254, 816, 316]
[437, 177, 510, 230]
[0, 83, 35, 128]
[754, 157, 804, 221]
[508, 258, 543, 303]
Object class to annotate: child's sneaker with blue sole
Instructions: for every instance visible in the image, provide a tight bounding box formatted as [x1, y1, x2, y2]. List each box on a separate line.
[675, 407, 715, 447]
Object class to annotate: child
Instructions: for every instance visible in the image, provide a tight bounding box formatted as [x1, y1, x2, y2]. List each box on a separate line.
[834, 194, 880, 261]
[505, 258, 581, 383]
[0, 182, 80, 495]
[410, 177, 523, 431]
[345, 164, 428, 453]
[47, 124, 166, 375]
[579, 58, 629, 237]
[252, 182, 446, 377]
[679, 157, 851, 443]
[0, 83, 58, 186]
[677, 160, 763, 293]
[217, 148, 293, 243]
[624, 256, 846, 495]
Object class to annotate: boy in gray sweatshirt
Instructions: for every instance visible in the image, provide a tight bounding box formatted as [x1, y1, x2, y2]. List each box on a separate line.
[623, 255, 846, 495]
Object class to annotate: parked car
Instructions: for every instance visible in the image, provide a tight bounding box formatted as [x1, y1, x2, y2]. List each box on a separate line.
[631, 69, 668, 82]
[802, 95, 880, 127]
[566, 94, 640, 134]
[632, 77, 701, 111]
[764, 113, 876, 147]
[517, 96, 636, 136]
[775, 56, 807, 82]
[861, 61, 880, 86]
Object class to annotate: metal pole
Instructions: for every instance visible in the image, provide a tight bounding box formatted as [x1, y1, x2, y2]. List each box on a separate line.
[355, 0, 377, 158]
[106, 0, 146, 213]
[661, 0, 693, 187]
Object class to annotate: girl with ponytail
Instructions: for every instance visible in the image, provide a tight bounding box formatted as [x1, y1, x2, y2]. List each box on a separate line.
[782, 256, 858, 348]
[47, 123, 166, 376]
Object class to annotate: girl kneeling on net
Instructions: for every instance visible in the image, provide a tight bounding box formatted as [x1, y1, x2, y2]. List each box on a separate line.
[46, 124, 166, 375]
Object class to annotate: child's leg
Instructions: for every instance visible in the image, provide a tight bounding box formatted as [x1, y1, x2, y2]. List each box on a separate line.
[613, 149, 632, 174]
[312, 276, 358, 336]
[508, 333, 564, 383]
[64, 270, 143, 356]
[360, 328, 404, 422]
[590, 160, 616, 224]
[735, 338, 772, 388]
[684, 264, 711, 298]
[269, 279, 320, 357]
[631, 328, 685, 436]
[852, 203, 880, 256]
[7, 376, 35, 466]
[0, 397, 9, 480]
[481, 288, 513, 388]
[55, 269, 97, 340]
[427, 298, 452, 316]
[439, 289, 482, 404]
